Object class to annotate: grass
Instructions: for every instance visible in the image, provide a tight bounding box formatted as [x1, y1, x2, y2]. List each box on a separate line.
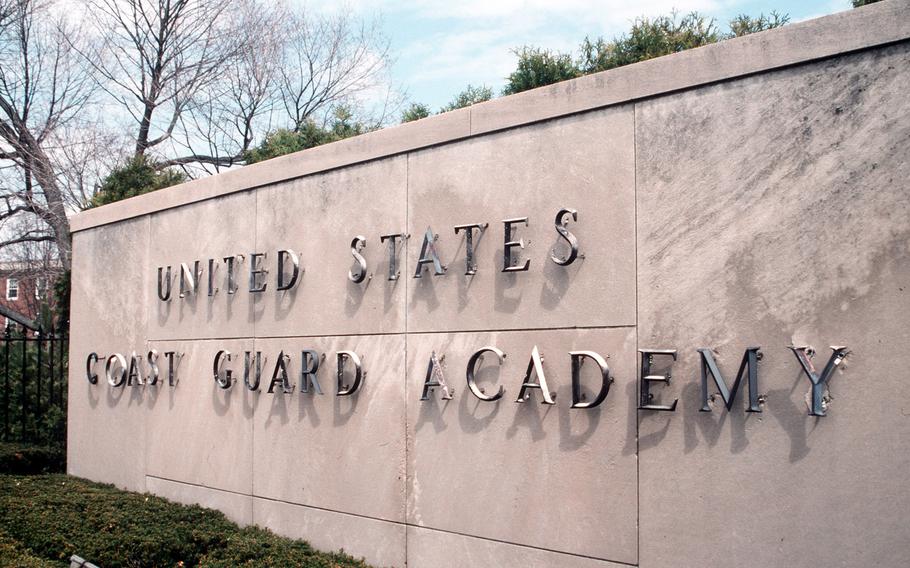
[0, 473, 372, 567]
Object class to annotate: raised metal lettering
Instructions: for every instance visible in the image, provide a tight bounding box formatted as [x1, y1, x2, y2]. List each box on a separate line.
[698, 347, 763, 412]
[414, 227, 446, 277]
[277, 249, 301, 291]
[569, 350, 611, 408]
[454, 223, 488, 275]
[551, 208, 580, 266]
[420, 351, 453, 400]
[349, 236, 368, 283]
[502, 217, 530, 272]
[336, 351, 363, 396]
[789, 345, 849, 416]
[466, 346, 505, 401]
[638, 349, 678, 411]
[515, 345, 555, 404]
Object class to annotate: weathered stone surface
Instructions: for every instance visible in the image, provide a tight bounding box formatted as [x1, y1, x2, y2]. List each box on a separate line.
[636, 43, 910, 568]
[253, 497, 406, 568]
[146, 476, 253, 526]
[406, 327, 638, 564]
[68, 1, 910, 233]
[253, 157, 407, 338]
[67, 217, 150, 492]
[406, 106, 636, 333]
[64, 7, 910, 567]
[144, 339, 253, 495]
[148, 191, 256, 341]
[251, 334, 406, 522]
[406, 526, 634, 568]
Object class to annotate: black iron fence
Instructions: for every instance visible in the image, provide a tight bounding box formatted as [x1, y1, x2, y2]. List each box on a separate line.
[0, 326, 68, 446]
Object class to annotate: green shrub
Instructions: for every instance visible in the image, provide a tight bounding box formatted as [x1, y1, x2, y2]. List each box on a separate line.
[401, 102, 431, 123]
[502, 48, 580, 95]
[439, 84, 493, 112]
[90, 156, 185, 208]
[0, 531, 57, 567]
[0, 443, 65, 474]
[0, 474, 371, 567]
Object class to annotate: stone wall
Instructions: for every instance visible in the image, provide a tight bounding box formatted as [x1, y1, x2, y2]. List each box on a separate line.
[67, 2, 910, 567]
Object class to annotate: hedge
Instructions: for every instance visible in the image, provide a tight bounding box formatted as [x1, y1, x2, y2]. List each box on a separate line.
[0, 474, 371, 567]
[0, 443, 66, 475]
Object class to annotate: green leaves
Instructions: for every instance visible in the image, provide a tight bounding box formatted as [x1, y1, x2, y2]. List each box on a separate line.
[0, 474, 372, 568]
[90, 156, 186, 208]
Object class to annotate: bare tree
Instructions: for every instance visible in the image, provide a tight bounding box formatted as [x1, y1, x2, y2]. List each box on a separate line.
[80, 0, 396, 173]
[0, 0, 400, 272]
[0, 0, 95, 270]
[81, 0, 244, 163]
[278, 7, 393, 131]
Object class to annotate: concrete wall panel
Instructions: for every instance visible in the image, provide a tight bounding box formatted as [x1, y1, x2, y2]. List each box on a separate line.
[67, 217, 150, 491]
[148, 191, 257, 341]
[146, 476, 253, 526]
[406, 526, 635, 568]
[405, 107, 636, 333]
[252, 497, 406, 568]
[635, 43, 910, 568]
[144, 339, 254, 495]
[406, 327, 638, 565]
[251, 334, 406, 522]
[253, 157, 407, 338]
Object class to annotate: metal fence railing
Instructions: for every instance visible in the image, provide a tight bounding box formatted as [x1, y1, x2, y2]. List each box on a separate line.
[0, 326, 68, 446]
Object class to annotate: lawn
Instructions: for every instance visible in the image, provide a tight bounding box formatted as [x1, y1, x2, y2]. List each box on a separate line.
[0, 472, 371, 567]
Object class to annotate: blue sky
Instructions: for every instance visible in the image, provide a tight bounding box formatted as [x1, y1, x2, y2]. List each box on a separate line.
[310, 0, 853, 113]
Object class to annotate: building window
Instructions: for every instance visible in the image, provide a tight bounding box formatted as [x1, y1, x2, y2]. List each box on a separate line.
[35, 277, 45, 300]
[6, 278, 18, 300]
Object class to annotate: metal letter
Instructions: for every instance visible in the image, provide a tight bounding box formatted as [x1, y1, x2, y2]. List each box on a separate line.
[698, 347, 763, 412]
[789, 346, 849, 416]
[105, 353, 127, 388]
[207, 259, 217, 296]
[569, 351, 611, 408]
[349, 236, 368, 283]
[454, 223, 488, 275]
[414, 227, 446, 278]
[249, 253, 268, 293]
[551, 208, 580, 266]
[163, 351, 181, 386]
[179, 261, 200, 298]
[502, 217, 530, 272]
[515, 345, 555, 404]
[638, 349, 678, 411]
[277, 249, 301, 291]
[147, 349, 160, 385]
[223, 255, 242, 294]
[126, 351, 144, 386]
[85, 352, 100, 384]
[466, 346, 505, 401]
[420, 351, 453, 400]
[213, 350, 233, 389]
[336, 351, 363, 396]
[300, 350, 323, 394]
[267, 351, 294, 394]
[244, 351, 265, 391]
[157, 266, 172, 301]
[379, 233, 406, 281]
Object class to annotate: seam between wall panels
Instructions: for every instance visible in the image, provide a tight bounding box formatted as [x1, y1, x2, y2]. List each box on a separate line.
[633, 102, 640, 567]
[404, 152, 410, 566]
[144, 215, 152, 493]
[251, 185, 258, 511]
[145, 474, 638, 567]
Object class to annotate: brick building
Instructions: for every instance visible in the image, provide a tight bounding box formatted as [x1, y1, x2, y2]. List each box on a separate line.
[0, 261, 61, 332]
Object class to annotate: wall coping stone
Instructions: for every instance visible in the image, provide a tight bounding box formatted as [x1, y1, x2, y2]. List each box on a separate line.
[69, 0, 910, 233]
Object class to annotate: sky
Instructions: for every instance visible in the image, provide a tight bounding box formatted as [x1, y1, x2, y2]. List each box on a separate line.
[307, 0, 854, 113]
